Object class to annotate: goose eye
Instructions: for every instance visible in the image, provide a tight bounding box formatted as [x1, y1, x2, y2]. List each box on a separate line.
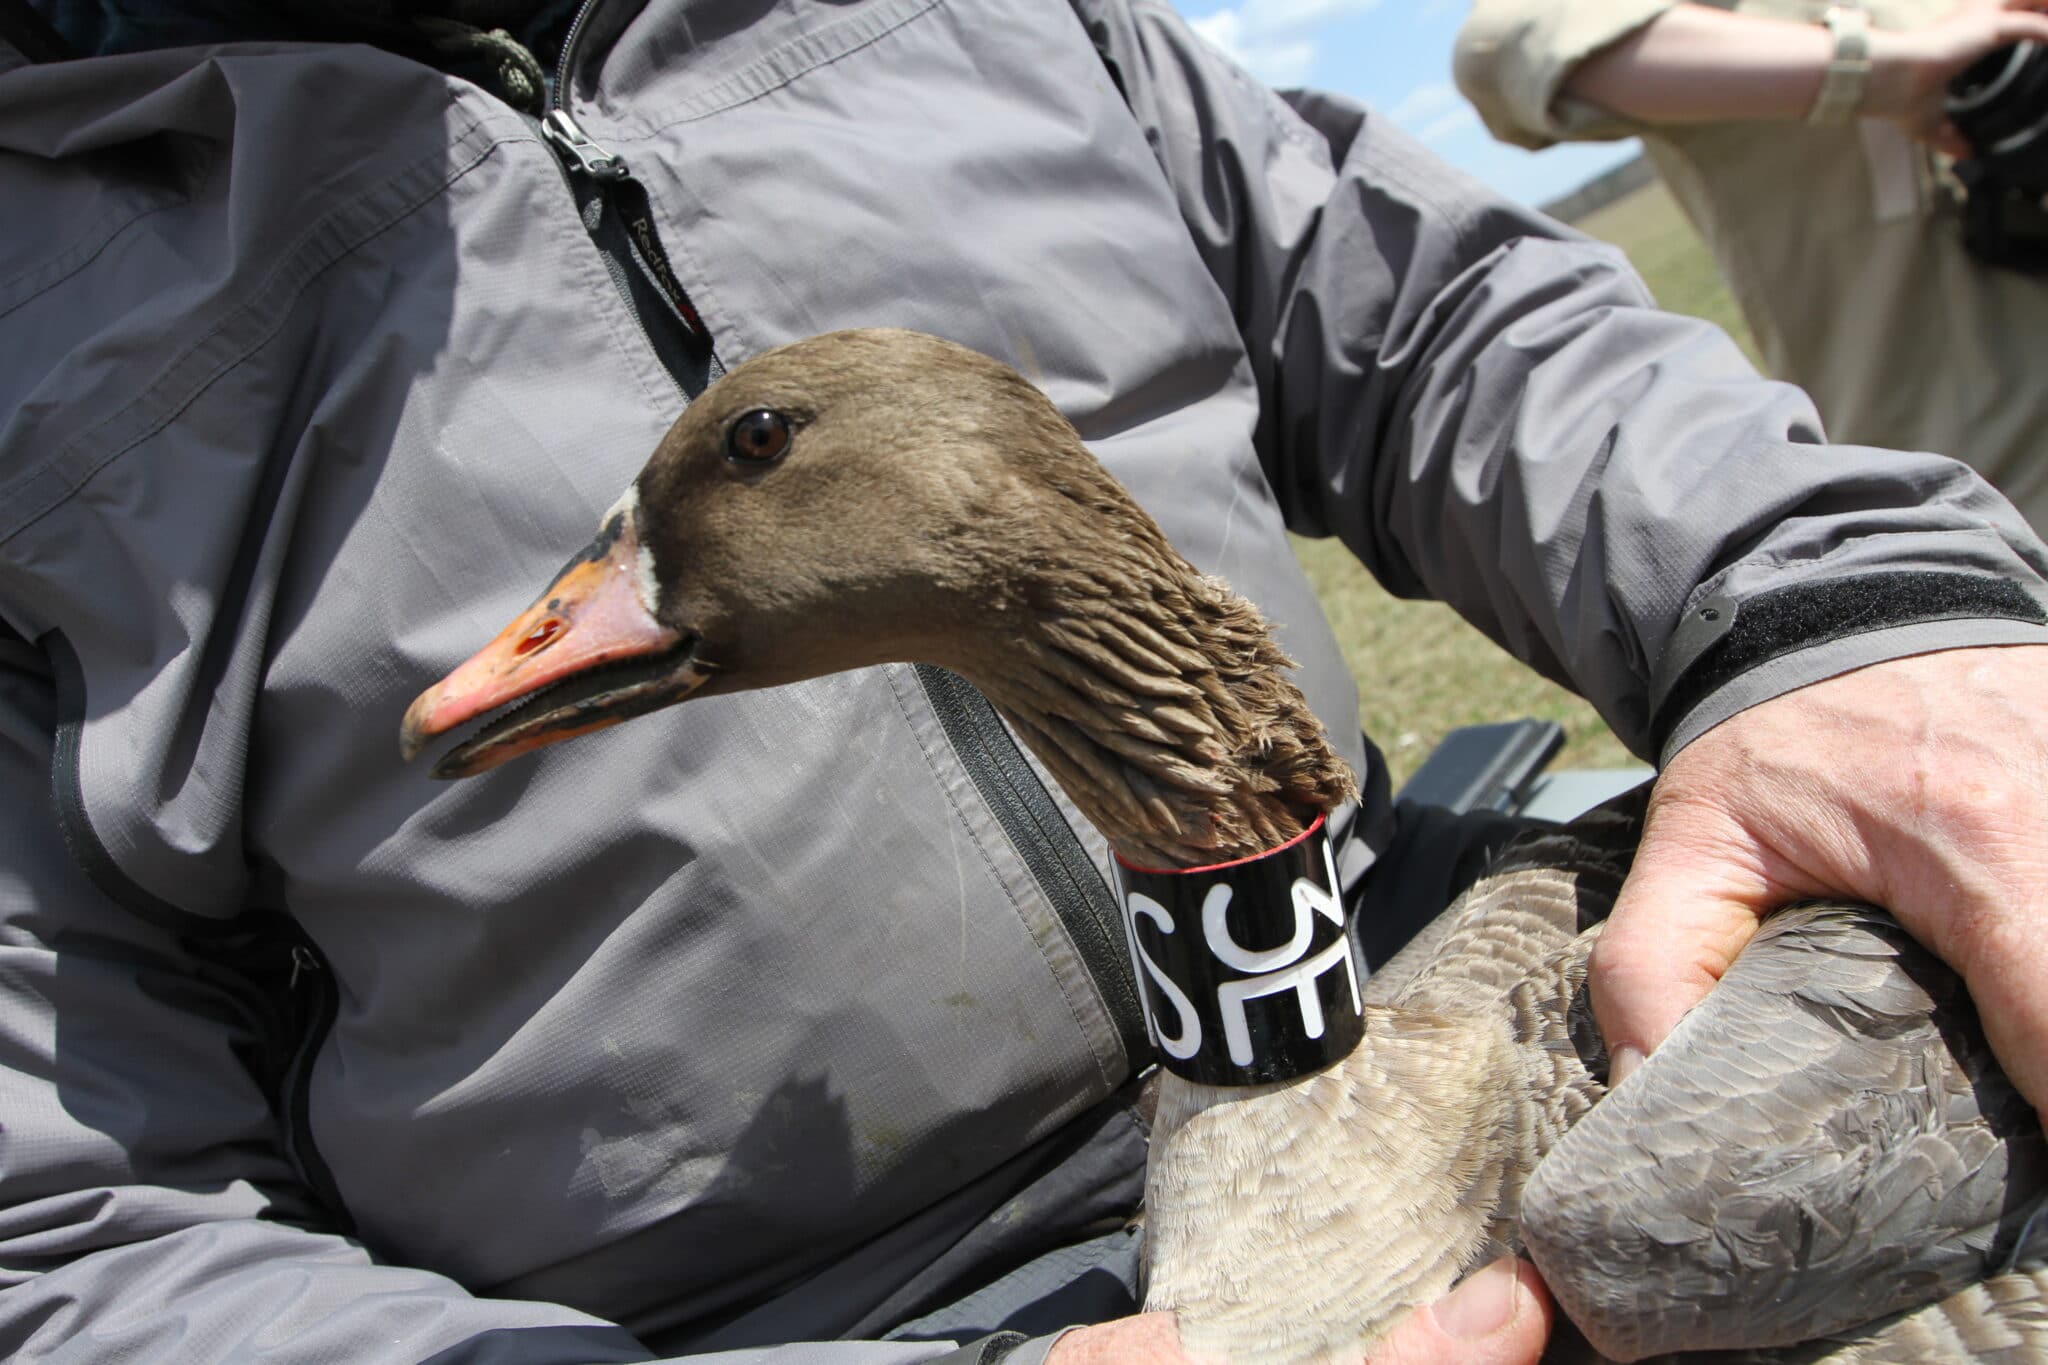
[726, 409, 793, 464]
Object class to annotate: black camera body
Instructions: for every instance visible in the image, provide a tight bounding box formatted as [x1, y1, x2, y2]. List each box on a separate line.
[1946, 42, 2048, 271]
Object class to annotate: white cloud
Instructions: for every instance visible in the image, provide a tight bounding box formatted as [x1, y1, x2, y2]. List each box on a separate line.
[1240, 0, 1380, 29]
[1186, 0, 1382, 88]
[1192, 17, 1315, 85]
[1386, 82, 1479, 144]
[1188, 11, 1317, 86]
[1386, 81, 1460, 127]
[1415, 106, 1480, 145]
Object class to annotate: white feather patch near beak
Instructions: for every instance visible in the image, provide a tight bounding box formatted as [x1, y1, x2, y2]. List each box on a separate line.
[604, 483, 665, 618]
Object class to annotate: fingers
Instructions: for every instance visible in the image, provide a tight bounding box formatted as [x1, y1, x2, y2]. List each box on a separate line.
[1764, 647, 2048, 1125]
[1960, 5, 2048, 66]
[1044, 1268, 1553, 1365]
[1962, 957, 2048, 1137]
[1595, 646, 2048, 1125]
[1366, 1260, 1552, 1365]
[1041, 1312, 1188, 1363]
[1886, 3, 2048, 121]
[1916, 855, 2048, 1128]
[1924, 118, 1976, 158]
[1990, 11, 2048, 45]
[1587, 791, 1766, 1084]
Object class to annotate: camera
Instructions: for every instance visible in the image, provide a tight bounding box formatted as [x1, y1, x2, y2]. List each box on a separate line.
[1945, 42, 2048, 271]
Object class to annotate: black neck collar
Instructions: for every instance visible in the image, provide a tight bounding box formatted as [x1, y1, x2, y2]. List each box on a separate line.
[1114, 815, 1365, 1085]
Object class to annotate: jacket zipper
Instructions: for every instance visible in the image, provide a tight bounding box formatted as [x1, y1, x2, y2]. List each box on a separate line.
[44, 629, 356, 1230]
[915, 666, 1152, 1073]
[541, 0, 723, 396]
[278, 936, 354, 1233]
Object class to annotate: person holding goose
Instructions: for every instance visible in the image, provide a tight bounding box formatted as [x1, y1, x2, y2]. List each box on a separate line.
[2, 2, 2048, 1363]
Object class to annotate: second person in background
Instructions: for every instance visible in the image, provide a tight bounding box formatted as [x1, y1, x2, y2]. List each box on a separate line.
[1457, 0, 2048, 532]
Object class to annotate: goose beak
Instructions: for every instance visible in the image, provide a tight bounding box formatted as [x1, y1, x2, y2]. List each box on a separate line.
[400, 510, 706, 779]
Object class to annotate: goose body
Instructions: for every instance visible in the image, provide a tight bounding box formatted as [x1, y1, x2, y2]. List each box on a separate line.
[401, 328, 2048, 1362]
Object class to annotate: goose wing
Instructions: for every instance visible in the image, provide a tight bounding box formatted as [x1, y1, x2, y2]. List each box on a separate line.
[1523, 901, 2048, 1362]
[1542, 1265, 2048, 1362]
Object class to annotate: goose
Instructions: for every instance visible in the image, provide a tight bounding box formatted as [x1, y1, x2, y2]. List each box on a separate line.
[399, 328, 2048, 1363]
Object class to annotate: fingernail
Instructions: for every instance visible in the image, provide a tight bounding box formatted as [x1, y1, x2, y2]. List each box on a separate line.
[1609, 1044, 1645, 1086]
[1434, 1259, 1523, 1339]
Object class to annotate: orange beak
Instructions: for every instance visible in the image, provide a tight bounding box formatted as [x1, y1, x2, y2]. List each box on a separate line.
[400, 510, 705, 778]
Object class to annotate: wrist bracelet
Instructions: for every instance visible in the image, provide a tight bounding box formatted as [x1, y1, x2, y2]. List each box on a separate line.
[1810, 4, 1872, 125]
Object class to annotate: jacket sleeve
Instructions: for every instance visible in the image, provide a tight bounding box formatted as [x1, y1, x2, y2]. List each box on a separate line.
[0, 628, 969, 1365]
[1068, 0, 2048, 765]
[1451, 0, 1677, 148]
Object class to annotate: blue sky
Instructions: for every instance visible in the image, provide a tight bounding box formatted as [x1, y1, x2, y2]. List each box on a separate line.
[1168, 0, 1640, 208]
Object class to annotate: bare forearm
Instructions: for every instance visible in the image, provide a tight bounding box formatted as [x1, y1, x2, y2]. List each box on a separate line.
[1567, 4, 1835, 124]
[1566, 0, 2048, 148]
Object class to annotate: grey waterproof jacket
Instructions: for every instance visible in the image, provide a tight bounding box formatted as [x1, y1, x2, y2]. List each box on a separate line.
[2, 1, 2046, 1361]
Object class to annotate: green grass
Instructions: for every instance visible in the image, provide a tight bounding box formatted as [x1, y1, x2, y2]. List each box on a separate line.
[1291, 537, 1641, 785]
[1297, 176, 1756, 788]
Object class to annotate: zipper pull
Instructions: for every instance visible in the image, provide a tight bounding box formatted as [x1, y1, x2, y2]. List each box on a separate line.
[288, 943, 321, 992]
[542, 109, 629, 181]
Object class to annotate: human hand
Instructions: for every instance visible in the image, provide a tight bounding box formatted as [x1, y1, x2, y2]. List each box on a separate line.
[1865, 0, 2048, 156]
[1041, 1259, 1550, 1364]
[1591, 644, 2048, 1125]
[1358, 1261, 1551, 1365]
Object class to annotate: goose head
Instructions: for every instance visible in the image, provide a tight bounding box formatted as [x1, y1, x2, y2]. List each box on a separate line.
[401, 328, 1355, 866]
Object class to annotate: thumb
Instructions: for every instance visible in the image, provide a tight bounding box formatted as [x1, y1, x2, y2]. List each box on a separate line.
[1366, 1260, 1552, 1365]
[1589, 796, 1768, 1084]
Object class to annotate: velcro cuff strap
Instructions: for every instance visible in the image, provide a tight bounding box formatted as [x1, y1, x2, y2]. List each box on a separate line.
[1650, 571, 2045, 749]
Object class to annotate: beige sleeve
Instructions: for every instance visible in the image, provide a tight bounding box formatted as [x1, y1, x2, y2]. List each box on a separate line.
[1453, 0, 1680, 148]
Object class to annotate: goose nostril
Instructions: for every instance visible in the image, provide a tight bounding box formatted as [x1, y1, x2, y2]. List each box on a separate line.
[516, 618, 565, 657]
